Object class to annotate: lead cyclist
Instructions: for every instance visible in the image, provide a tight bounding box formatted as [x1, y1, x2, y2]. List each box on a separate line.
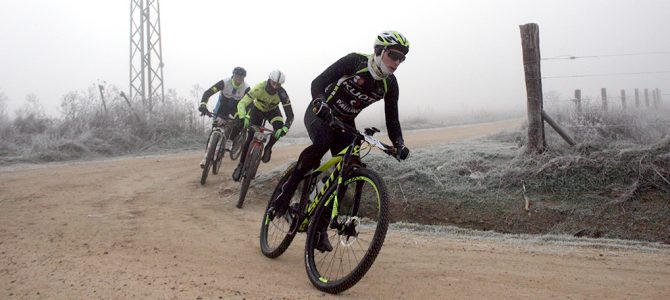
[270, 31, 412, 252]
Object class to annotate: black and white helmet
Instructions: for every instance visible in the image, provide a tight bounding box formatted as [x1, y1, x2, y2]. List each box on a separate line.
[268, 69, 286, 85]
[232, 66, 246, 77]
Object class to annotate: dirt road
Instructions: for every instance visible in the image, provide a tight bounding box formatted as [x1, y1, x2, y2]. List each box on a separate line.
[2, 119, 669, 299]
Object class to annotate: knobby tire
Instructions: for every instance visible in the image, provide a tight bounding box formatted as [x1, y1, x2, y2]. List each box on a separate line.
[304, 168, 390, 294]
[200, 133, 220, 185]
[237, 143, 261, 208]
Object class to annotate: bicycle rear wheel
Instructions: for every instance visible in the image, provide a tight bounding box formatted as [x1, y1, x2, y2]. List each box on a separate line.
[237, 143, 261, 208]
[200, 133, 220, 185]
[304, 168, 390, 294]
[259, 163, 306, 258]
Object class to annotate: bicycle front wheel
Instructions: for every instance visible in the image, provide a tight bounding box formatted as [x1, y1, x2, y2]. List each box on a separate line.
[304, 168, 390, 294]
[200, 132, 220, 185]
[237, 142, 261, 208]
[212, 137, 226, 175]
[230, 129, 245, 160]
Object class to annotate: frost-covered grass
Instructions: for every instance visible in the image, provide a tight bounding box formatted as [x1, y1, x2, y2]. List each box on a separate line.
[253, 105, 670, 241]
[0, 84, 208, 164]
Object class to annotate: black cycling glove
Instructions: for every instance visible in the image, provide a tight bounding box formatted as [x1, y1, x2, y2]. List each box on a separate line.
[312, 97, 332, 121]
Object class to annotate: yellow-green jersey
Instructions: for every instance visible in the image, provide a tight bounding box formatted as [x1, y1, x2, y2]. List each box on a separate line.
[237, 80, 294, 126]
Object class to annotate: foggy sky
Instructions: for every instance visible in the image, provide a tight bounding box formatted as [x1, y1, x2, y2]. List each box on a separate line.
[1, 0, 669, 121]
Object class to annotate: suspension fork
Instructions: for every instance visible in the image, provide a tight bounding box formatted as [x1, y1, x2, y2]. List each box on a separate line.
[330, 137, 359, 224]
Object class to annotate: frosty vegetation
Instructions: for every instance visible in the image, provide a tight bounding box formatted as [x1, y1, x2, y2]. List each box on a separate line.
[0, 84, 207, 164]
[250, 100, 670, 241]
[0, 84, 523, 165]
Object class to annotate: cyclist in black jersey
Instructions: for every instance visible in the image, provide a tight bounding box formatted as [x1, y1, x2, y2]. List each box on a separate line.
[198, 67, 250, 168]
[271, 31, 411, 252]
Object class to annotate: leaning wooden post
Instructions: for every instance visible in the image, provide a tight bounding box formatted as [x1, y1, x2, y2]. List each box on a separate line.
[635, 88, 640, 108]
[601, 88, 608, 112]
[574, 89, 582, 113]
[645, 88, 650, 108]
[520, 23, 545, 153]
[620, 90, 626, 110]
[542, 111, 576, 146]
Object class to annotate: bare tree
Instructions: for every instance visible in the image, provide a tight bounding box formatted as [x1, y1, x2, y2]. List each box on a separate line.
[0, 89, 8, 122]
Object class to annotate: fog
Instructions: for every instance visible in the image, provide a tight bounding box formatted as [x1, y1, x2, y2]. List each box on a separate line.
[1, 0, 669, 123]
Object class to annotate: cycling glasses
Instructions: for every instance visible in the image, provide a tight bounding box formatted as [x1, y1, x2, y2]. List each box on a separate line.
[269, 79, 281, 88]
[386, 49, 406, 63]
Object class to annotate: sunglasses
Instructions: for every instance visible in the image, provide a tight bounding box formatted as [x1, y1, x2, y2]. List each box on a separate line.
[386, 50, 406, 63]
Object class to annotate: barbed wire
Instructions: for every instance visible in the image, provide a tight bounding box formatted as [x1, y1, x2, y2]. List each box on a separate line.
[542, 70, 670, 79]
[542, 51, 670, 61]
[560, 122, 670, 129]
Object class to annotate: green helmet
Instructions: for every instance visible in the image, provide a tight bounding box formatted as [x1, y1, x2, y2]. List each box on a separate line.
[374, 30, 410, 55]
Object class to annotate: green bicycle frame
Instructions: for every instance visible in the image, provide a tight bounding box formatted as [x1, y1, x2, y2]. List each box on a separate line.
[297, 144, 361, 232]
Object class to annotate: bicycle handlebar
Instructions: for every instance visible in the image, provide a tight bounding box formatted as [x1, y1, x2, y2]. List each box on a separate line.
[328, 116, 399, 160]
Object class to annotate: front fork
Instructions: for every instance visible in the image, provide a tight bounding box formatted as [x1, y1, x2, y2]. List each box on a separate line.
[329, 145, 362, 234]
[211, 129, 224, 160]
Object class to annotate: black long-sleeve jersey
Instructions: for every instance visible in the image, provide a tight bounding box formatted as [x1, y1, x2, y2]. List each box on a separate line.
[311, 53, 404, 145]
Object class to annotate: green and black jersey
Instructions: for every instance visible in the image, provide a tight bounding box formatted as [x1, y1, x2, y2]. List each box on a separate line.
[238, 81, 294, 127]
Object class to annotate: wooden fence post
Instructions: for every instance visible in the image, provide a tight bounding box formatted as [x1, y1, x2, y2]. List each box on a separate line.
[601, 88, 608, 111]
[574, 89, 582, 113]
[520, 23, 545, 153]
[620, 89, 626, 110]
[658, 89, 663, 106]
[645, 88, 650, 108]
[98, 84, 108, 115]
[635, 88, 640, 108]
[652, 89, 659, 108]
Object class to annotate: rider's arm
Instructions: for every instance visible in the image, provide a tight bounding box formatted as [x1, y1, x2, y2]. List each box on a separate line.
[278, 88, 294, 127]
[311, 53, 361, 100]
[237, 84, 259, 118]
[201, 80, 226, 105]
[384, 77, 404, 146]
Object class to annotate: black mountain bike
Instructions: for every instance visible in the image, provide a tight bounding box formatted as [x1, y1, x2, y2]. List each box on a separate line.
[200, 113, 244, 185]
[259, 117, 399, 294]
[236, 123, 274, 208]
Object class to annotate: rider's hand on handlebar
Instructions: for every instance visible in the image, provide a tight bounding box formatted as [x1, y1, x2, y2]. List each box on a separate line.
[311, 98, 332, 122]
[274, 126, 289, 139]
[198, 102, 209, 115]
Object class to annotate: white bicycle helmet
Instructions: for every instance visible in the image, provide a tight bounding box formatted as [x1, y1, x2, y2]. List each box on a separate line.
[268, 69, 286, 85]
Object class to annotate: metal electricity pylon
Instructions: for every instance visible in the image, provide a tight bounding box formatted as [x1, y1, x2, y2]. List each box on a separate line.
[129, 0, 165, 112]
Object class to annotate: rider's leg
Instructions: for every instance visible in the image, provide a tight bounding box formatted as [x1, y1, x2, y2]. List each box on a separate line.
[272, 106, 333, 216]
[262, 111, 285, 163]
[315, 204, 334, 252]
[220, 99, 238, 149]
